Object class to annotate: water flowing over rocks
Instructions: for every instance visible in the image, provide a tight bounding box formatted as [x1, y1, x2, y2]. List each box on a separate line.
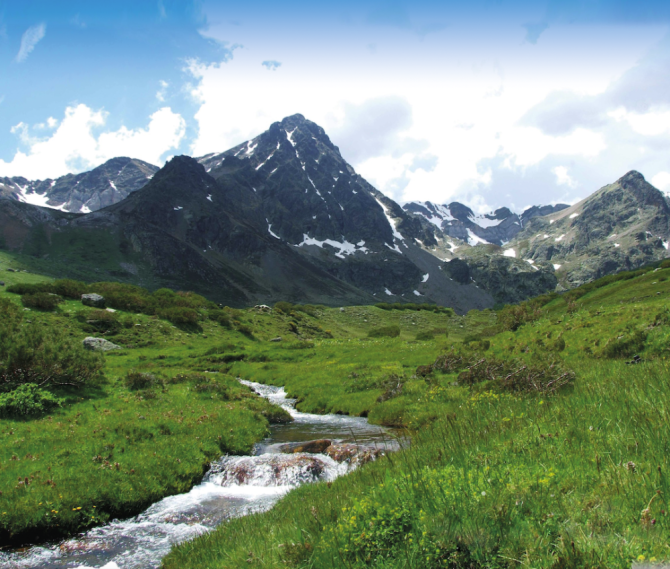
[1, 381, 397, 569]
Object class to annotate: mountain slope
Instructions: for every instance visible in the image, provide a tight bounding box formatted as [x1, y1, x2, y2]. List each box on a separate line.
[0, 115, 495, 312]
[507, 171, 670, 287]
[0, 157, 158, 213]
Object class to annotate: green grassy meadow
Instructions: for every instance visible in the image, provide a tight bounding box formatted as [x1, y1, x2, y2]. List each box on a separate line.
[1, 250, 670, 567]
[164, 266, 670, 568]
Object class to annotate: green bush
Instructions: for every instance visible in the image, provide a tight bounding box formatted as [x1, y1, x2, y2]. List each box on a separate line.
[368, 325, 400, 338]
[599, 330, 647, 359]
[21, 292, 61, 311]
[77, 309, 120, 333]
[374, 302, 453, 315]
[124, 371, 162, 390]
[51, 279, 88, 299]
[274, 301, 294, 313]
[6, 283, 42, 295]
[497, 301, 544, 331]
[208, 309, 232, 327]
[236, 323, 255, 338]
[0, 299, 104, 391]
[415, 331, 435, 341]
[157, 307, 199, 326]
[0, 384, 63, 418]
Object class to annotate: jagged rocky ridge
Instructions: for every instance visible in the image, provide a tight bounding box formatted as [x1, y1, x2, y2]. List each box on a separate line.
[403, 201, 569, 247]
[0, 115, 494, 312]
[502, 171, 670, 289]
[0, 157, 158, 213]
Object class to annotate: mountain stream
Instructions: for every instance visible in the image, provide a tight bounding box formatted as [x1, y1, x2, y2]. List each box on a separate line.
[1, 381, 398, 569]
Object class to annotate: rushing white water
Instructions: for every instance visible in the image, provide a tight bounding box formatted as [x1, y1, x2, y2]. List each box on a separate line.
[1, 381, 396, 569]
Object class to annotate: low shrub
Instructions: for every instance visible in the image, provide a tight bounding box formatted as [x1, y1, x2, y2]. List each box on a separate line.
[208, 309, 232, 327]
[599, 330, 647, 359]
[7, 283, 42, 295]
[415, 331, 435, 341]
[236, 323, 255, 338]
[51, 279, 89, 299]
[21, 292, 61, 311]
[124, 371, 162, 390]
[376, 374, 405, 402]
[0, 384, 63, 418]
[78, 309, 120, 333]
[374, 302, 453, 315]
[0, 305, 104, 391]
[157, 307, 199, 326]
[497, 301, 544, 331]
[368, 325, 400, 338]
[274, 301, 295, 313]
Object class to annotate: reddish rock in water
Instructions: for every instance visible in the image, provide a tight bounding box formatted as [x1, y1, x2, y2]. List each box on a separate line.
[279, 439, 332, 454]
[325, 443, 384, 465]
[218, 454, 329, 487]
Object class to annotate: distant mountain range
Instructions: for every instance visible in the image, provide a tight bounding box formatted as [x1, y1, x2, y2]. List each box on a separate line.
[1, 114, 669, 309]
[0, 157, 158, 213]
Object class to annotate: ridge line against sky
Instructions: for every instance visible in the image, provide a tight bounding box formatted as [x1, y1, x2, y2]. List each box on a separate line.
[1, 0, 670, 213]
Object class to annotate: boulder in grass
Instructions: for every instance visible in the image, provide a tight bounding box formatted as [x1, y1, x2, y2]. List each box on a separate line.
[0, 281, 4, 286]
[83, 337, 121, 352]
[81, 293, 105, 308]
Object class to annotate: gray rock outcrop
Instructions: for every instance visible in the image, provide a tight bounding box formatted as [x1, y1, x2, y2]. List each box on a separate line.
[81, 293, 105, 308]
[83, 337, 121, 351]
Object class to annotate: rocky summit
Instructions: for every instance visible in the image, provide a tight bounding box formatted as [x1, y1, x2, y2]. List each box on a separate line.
[0, 115, 495, 312]
[0, 157, 158, 213]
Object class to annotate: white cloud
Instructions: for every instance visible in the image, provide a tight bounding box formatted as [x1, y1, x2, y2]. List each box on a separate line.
[16, 23, 46, 63]
[0, 105, 185, 179]
[189, 17, 667, 209]
[156, 80, 169, 102]
[651, 172, 670, 194]
[552, 166, 577, 187]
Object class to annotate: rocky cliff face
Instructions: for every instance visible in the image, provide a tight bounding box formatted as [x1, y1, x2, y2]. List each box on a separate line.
[0, 157, 158, 213]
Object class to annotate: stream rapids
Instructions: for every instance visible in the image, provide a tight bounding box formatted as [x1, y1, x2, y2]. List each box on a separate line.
[0, 381, 397, 569]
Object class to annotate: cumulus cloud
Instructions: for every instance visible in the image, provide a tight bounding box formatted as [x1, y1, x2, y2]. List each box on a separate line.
[0, 105, 185, 179]
[16, 23, 46, 63]
[261, 60, 281, 71]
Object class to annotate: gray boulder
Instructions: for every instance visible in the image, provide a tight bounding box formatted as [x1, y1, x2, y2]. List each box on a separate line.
[82, 293, 105, 308]
[83, 337, 121, 351]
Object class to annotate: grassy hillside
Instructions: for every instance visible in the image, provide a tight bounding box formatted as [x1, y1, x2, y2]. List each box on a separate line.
[163, 264, 670, 568]
[2, 249, 669, 567]
[0, 254, 457, 546]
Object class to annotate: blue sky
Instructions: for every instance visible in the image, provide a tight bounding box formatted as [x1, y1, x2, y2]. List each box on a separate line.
[2, 0, 670, 211]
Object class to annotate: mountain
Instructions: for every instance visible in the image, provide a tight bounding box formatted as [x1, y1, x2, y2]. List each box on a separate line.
[403, 200, 569, 246]
[0, 115, 494, 312]
[504, 171, 670, 288]
[0, 157, 158, 213]
[412, 171, 670, 303]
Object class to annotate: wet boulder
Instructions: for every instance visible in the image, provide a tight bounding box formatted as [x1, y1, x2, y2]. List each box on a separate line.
[215, 454, 330, 487]
[325, 443, 384, 465]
